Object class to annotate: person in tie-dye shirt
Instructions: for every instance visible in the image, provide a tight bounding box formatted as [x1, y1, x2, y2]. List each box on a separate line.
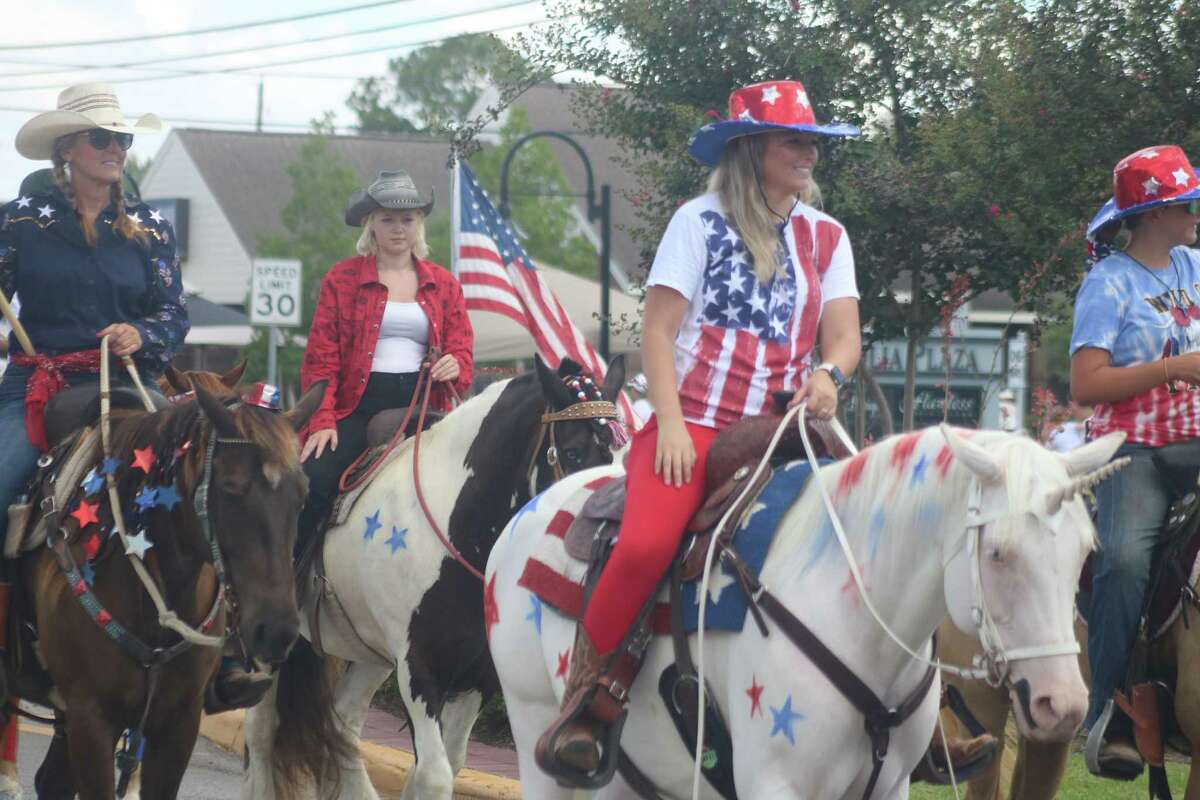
[1070, 144, 1200, 778]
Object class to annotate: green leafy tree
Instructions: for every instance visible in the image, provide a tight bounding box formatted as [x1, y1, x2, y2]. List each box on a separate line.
[243, 136, 360, 390]
[349, 34, 519, 134]
[534, 0, 1199, 428]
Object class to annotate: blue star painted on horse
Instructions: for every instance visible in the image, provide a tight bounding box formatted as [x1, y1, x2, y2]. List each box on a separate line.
[386, 526, 407, 554]
[363, 510, 382, 541]
[769, 695, 805, 745]
[134, 487, 158, 512]
[526, 595, 543, 634]
[155, 484, 181, 511]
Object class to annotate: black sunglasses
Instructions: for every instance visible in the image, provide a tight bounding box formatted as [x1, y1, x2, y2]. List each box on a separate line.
[85, 128, 134, 152]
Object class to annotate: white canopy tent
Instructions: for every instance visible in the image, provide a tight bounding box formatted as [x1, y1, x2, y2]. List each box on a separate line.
[468, 264, 642, 362]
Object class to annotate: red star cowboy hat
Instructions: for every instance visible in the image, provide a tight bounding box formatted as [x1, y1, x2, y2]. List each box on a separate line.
[687, 80, 860, 167]
[1087, 145, 1200, 236]
[15, 83, 161, 161]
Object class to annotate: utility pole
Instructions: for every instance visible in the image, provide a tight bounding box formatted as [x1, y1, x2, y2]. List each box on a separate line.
[256, 79, 264, 132]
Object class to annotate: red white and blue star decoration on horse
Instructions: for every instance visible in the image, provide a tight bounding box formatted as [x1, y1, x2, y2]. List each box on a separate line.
[1089, 144, 1200, 235]
[688, 80, 860, 166]
[244, 383, 281, 410]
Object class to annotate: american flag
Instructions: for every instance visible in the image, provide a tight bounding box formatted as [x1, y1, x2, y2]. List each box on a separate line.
[452, 161, 638, 427]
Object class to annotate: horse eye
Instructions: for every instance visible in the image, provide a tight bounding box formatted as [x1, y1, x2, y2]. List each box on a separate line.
[990, 547, 1002, 562]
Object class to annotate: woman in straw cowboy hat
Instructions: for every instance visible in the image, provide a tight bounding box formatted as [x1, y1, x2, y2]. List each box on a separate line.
[0, 81, 185, 796]
[535, 78, 998, 790]
[1072, 145, 1200, 778]
[295, 170, 473, 555]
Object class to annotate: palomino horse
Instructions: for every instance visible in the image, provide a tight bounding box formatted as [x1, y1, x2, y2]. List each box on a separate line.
[937, 618, 1090, 800]
[488, 426, 1123, 798]
[8, 380, 323, 799]
[943, 570, 1200, 799]
[243, 356, 626, 799]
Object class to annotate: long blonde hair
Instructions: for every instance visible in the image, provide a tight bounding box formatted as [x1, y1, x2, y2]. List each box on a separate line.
[51, 133, 147, 248]
[707, 134, 821, 283]
[356, 208, 429, 259]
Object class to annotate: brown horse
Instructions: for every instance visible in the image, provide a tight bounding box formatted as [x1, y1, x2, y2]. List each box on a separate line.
[8, 379, 323, 799]
[158, 360, 247, 399]
[942, 576, 1200, 799]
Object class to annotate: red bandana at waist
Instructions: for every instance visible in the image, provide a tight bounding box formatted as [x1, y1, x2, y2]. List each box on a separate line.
[11, 349, 103, 452]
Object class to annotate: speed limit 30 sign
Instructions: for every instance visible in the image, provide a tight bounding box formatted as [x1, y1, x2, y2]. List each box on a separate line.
[251, 258, 302, 327]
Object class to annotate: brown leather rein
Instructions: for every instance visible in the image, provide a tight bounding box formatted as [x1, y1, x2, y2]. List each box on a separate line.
[338, 359, 620, 583]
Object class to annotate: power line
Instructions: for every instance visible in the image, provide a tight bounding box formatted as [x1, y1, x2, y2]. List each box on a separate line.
[0, 0, 540, 80]
[0, 0, 418, 51]
[0, 19, 548, 93]
[0, 104, 350, 132]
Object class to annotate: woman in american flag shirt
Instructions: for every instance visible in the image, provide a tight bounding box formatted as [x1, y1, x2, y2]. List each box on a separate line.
[538, 79, 871, 784]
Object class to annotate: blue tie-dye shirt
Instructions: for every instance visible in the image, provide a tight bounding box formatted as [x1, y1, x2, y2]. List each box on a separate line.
[1070, 246, 1200, 445]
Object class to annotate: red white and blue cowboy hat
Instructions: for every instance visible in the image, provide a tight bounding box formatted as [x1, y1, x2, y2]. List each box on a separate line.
[688, 80, 861, 167]
[1087, 145, 1200, 236]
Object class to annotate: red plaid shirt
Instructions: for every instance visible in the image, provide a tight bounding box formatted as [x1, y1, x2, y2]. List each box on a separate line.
[300, 255, 474, 434]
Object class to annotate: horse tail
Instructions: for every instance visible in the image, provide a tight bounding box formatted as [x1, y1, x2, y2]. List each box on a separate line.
[272, 637, 355, 790]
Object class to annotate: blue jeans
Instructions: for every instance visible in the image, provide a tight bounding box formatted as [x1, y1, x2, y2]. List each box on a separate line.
[0, 365, 41, 540]
[1086, 442, 1175, 730]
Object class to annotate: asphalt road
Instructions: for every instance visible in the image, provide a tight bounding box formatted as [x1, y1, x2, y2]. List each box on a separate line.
[15, 721, 244, 799]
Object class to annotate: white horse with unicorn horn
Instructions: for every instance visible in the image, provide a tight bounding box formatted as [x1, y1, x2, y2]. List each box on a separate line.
[487, 423, 1127, 798]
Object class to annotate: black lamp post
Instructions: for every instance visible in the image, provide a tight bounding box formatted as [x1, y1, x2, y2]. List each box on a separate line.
[498, 131, 612, 360]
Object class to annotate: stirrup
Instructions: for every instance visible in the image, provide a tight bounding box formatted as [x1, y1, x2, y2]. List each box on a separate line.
[534, 685, 628, 790]
[911, 733, 998, 784]
[1085, 699, 1145, 781]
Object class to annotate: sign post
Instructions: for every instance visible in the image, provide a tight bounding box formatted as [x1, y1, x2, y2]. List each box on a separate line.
[250, 258, 302, 386]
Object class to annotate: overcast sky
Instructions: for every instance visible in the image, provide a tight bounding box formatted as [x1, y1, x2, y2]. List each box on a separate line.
[0, 0, 548, 195]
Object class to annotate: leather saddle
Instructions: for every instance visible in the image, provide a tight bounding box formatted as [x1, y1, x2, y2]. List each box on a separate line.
[44, 383, 169, 450]
[364, 406, 445, 449]
[563, 409, 852, 578]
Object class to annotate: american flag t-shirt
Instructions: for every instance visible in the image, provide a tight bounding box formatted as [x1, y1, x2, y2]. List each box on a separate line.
[646, 193, 857, 430]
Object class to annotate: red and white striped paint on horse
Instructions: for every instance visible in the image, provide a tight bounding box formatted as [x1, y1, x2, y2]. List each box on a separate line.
[487, 427, 1121, 799]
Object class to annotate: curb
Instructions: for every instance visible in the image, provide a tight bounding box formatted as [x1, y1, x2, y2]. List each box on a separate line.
[199, 711, 522, 799]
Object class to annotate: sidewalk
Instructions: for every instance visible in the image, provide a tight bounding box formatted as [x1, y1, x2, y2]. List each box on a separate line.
[361, 706, 521, 780]
[200, 705, 523, 798]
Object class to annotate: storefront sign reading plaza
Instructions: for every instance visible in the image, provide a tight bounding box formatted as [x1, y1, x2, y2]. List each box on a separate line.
[866, 340, 999, 379]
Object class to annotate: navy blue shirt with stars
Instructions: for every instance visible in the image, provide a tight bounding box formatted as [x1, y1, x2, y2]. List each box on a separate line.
[0, 187, 188, 375]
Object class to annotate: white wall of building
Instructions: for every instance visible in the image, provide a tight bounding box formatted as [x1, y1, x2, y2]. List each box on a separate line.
[140, 133, 253, 306]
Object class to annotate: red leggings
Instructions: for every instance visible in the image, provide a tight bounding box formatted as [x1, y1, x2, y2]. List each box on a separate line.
[582, 418, 719, 653]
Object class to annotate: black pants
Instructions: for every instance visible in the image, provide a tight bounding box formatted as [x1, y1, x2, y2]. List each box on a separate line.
[296, 371, 419, 554]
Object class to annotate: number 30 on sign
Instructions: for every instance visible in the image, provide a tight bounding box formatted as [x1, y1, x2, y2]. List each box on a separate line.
[251, 259, 302, 327]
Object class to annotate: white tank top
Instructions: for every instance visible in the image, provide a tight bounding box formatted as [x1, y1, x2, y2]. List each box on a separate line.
[370, 301, 429, 373]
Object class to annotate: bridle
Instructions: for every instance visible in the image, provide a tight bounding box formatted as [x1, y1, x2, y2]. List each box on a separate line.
[529, 399, 621, 485]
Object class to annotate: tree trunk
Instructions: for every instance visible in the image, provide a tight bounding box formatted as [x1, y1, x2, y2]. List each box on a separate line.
[903, 335, 918, 431]
[860, 365, 894, 438]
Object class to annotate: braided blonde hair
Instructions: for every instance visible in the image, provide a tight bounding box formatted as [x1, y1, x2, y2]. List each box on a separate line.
[51, 133, 148, 248]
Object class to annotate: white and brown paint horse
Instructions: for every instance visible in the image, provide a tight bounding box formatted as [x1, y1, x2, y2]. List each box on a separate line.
[242, 356, 625, 799]
[488, 426, 1123, 798]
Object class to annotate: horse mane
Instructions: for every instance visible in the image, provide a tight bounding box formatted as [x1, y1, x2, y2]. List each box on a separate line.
[108, 396, 301, 495]
[775, 427, 1094, 567]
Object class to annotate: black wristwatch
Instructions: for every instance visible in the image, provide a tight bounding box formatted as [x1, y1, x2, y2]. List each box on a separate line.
[815, 362, 846, 388]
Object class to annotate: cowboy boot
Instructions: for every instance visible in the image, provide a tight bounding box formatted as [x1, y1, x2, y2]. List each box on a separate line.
[927, 724, 998, 775]
[535, 627, 621, 783]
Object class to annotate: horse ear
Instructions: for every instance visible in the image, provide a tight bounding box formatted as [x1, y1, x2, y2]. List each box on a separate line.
[285, 380, 327, 432]
[195, 384, 239, 439]
[535, 356, 575, 409]
[163, 363, 191, 394]
[600, 355, 626, 402]
[1060, 431, 1125, 476]
[222, 360, 248, 390]
[939, 424, 1003, 483]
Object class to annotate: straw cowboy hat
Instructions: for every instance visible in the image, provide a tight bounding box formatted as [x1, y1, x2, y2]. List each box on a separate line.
[1087, 145, 1200, 236]
[15, 83, 161, 161]
[345, 170, 435, 226]
[688, 80, 860, 167]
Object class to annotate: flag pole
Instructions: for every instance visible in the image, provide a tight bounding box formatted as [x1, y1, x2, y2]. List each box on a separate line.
[449, 151, 461, 278]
